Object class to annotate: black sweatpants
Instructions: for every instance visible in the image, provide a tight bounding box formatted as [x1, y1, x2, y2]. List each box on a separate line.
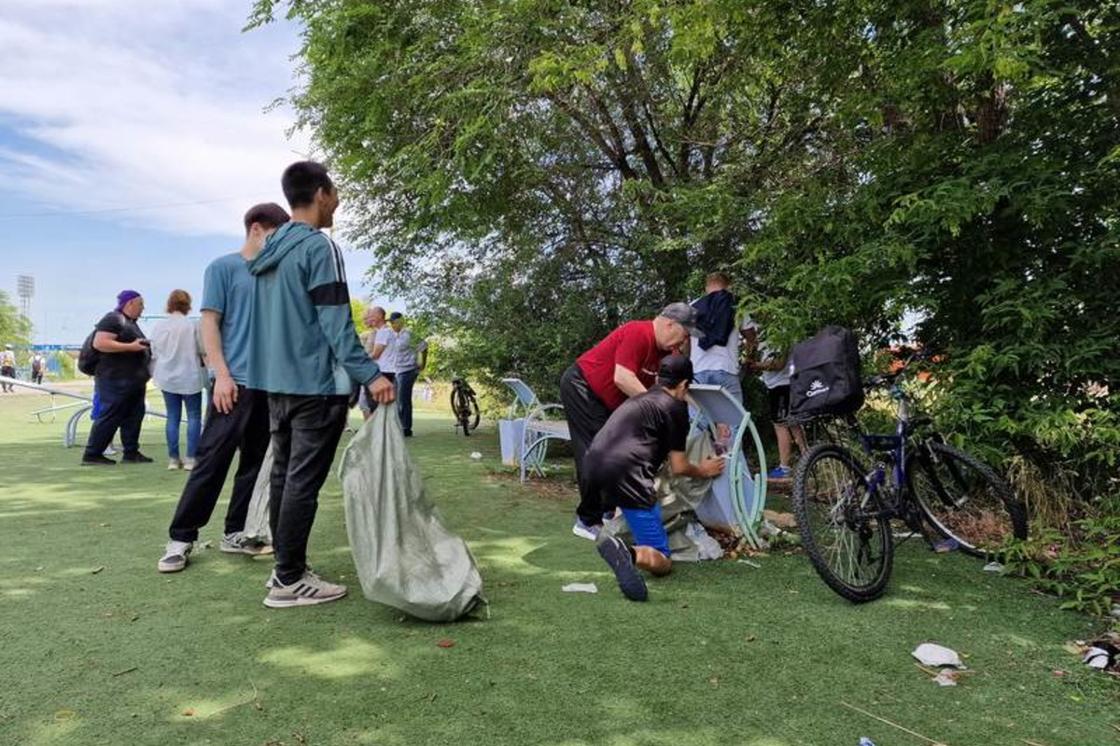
[83, 376, 147, 459]
[558, 364, 613, 526]
[167, 387, 271, 542]
[268, 394, 349, 585]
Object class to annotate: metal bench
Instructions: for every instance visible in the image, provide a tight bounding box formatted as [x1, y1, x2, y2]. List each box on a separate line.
[500, 377, 570, 482]
[0, 376, 167, 447]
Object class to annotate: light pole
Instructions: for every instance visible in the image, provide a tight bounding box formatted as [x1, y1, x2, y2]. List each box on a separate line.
[17, 274, 34, 322]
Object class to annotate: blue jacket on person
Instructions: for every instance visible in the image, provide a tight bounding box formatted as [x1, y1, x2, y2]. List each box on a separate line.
[246, 221, 380, 395]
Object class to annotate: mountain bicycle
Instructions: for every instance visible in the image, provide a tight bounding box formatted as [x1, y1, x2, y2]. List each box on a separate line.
[791, 361, 1028, 603]
[450, 377, 481, 436]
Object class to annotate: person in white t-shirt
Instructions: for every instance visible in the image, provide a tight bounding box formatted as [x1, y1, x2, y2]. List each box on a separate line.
[0, 345, 16, 392]
[149, 290, 205, 470]
[742, 319, 807, 480]
[359, 305, 397, 419]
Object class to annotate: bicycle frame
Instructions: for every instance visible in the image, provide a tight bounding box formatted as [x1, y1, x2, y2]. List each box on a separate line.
[848, 384, 913, 513]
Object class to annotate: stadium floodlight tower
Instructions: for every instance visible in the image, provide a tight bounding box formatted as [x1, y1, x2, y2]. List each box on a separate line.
[17, 274, 34, 321]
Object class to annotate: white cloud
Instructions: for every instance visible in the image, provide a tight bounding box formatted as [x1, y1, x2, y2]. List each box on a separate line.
[0, 1, 310, 236]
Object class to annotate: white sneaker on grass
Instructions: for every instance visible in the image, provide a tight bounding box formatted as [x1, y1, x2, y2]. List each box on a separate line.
[182, 458, 196, 471]
[220, 532, 274, 556]
[157, 540, 193, 573]
[167, 458, 182, 471]
[572, 519, 601, 541]
[263, 570, 347, 608]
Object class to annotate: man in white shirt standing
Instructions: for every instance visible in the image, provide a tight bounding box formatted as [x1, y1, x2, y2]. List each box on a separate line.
[360, 305, 396, 419]
[387, 311, 428, 437]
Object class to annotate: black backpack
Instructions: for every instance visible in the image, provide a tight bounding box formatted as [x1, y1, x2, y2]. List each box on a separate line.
[78, 328, 101, 376]
[787, 326, 864, 421]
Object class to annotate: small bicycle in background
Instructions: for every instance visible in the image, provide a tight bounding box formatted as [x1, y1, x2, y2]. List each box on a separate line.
[791, 360, 1028, 603]
[450, 377, 481, 436]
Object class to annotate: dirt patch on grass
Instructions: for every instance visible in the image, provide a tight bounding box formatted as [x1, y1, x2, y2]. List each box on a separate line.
[485, 470, 577, 502]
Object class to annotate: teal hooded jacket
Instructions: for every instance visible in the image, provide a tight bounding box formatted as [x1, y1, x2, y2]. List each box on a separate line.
[247, 222, 380, 395]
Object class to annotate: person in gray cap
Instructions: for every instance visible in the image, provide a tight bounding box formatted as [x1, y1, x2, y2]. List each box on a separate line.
[559, 302, 700, 541]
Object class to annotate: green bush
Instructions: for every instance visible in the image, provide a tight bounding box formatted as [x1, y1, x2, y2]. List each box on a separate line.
[1002, 497, 1120, 619]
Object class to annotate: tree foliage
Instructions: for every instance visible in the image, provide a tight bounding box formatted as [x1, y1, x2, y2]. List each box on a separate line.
[252, 0, 1119, 503]
[0, 291, 31, 349]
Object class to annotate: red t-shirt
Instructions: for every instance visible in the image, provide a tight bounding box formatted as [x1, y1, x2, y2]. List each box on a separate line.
[576, 320, 665, 411]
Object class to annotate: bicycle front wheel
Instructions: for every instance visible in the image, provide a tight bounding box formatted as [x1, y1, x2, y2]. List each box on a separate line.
[910, 442, 1027, 557]
[793, 444, 894, 603]
[467, 394, 480, 433]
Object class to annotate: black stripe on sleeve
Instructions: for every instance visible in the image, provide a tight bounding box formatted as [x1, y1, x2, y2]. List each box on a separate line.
[309, 281, 351, 306]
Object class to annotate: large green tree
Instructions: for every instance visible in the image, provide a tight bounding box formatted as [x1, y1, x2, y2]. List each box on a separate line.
[252, 0, 1118, 498]
[249, 0, 867, 388]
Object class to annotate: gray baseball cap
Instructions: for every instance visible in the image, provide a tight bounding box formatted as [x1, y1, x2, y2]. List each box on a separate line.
[659, 302, 702, 337]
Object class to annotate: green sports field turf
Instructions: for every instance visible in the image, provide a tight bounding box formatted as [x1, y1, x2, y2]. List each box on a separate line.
[0, 392, 1115, 745]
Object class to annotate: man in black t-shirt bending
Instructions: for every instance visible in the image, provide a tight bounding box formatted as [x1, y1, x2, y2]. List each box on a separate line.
[584, 355, 725, 601]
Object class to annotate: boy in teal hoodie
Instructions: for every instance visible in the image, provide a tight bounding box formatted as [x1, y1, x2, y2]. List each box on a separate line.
[248, 160, 396, 608]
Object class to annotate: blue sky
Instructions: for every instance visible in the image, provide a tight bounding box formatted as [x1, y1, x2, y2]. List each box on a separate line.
[0, 1, 386, 343]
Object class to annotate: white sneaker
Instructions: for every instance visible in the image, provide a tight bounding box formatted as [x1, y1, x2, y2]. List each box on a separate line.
[157, 540, 193, 573]
[167, 459, 182, 471]
[182, 458, 196, 471]
[572, 519, 601, 541]
[220, 532, 273, 556]
[263, 570, 347, 608]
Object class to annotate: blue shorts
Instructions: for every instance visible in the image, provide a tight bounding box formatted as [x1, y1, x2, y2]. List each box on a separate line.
[620, 503, 671, 557]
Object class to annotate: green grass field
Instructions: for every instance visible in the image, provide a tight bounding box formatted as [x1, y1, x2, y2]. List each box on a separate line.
[0, 391, 1116, 746]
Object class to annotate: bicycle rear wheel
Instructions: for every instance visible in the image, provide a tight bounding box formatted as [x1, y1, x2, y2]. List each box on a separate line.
[910, 442, 1027, 557]
[793, 444, 894, 603]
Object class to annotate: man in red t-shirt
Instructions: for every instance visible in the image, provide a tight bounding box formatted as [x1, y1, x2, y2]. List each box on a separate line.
[559, 302, 701, 540]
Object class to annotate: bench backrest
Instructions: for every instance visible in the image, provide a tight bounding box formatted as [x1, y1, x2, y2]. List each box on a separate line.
[501, 378, 539, 410]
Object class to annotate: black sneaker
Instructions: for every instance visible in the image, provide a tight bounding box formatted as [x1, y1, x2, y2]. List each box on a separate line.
[120, 452, 154, 464]
[81, 454, 116, 466]
[597, 536, 648, 602]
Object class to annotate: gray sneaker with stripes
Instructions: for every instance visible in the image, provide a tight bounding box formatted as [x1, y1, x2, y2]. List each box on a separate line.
[263, 570, 347, 608]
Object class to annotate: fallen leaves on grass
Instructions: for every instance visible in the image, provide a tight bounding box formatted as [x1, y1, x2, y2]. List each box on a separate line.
[436, 639, 455, 649]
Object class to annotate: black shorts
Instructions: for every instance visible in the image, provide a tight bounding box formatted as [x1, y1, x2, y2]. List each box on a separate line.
[768, 385, 791, 424]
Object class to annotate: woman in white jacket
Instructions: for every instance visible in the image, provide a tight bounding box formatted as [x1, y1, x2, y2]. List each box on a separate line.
[149, 290, 205, 469]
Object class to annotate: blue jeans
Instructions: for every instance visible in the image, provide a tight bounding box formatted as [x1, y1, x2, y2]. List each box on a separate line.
[395, 368, 419, 434]
[163, 391, 202, 460]
[692, 369, 744, 432]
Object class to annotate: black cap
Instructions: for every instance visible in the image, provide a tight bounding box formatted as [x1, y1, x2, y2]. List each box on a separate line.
[659, 302, 702, 337]
[388, 311, 404, 321]
[658, 354, 694, 386]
